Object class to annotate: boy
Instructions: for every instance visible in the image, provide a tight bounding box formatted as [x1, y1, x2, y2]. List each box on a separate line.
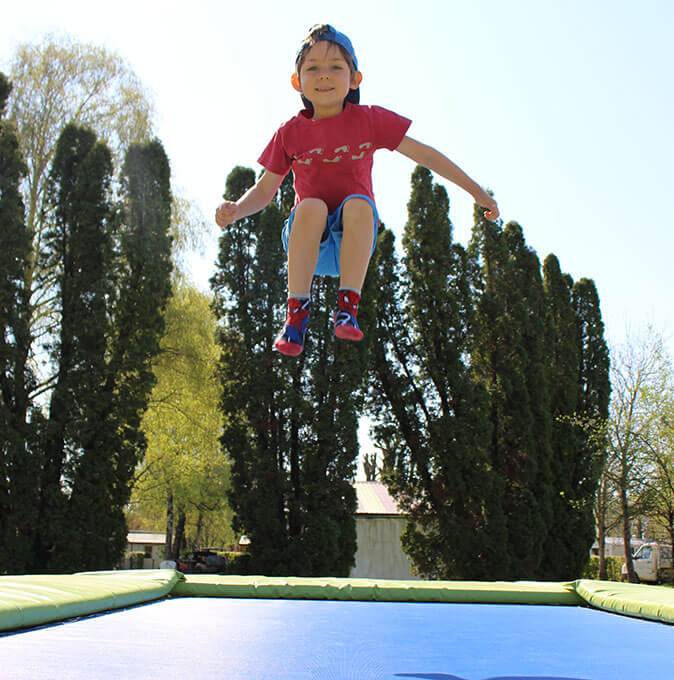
[215, 24, 499, 357]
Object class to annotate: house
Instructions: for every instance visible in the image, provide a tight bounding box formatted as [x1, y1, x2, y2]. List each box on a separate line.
[590, 536, 646, 558]
[350, 481, 419, 580]
[123, 531, 166, 569]
[123, 482, 416, 578]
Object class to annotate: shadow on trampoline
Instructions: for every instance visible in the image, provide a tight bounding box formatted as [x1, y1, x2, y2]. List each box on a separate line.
[396, 675, 591, 680]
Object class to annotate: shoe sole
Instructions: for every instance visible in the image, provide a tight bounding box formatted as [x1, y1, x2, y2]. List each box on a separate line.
[335, 325, 363, 341]
[274, 339, 303, 356]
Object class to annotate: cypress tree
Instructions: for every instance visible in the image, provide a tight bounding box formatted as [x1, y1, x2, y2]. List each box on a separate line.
[0, 73, 39, 572]
[76, 139, 173, 569]
[470, 213, 552, 578]
[35, 131, 172, 571]
[36, 123, 115, 570]
[213, 168, 360, 576]
[367, 168, 506, 579]
[571, 277, 610, 573]
[540, 254, 586, 578]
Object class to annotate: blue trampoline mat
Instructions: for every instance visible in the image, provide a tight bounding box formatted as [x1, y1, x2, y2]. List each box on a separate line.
[1, 597, 672, 679]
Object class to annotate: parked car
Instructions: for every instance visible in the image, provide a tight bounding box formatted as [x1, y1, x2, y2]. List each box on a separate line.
[621, 542, 673, 584]
[177, 550, 226, 574]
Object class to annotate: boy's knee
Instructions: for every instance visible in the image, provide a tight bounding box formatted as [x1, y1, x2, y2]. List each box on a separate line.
[342, 197, 374, 225]
[294, 198, 329, 222]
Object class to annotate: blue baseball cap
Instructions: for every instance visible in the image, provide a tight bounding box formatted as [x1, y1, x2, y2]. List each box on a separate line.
[295, 24, 360, 109]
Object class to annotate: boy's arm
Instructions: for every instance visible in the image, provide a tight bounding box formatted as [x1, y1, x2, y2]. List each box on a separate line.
[215, 170, 285, 227]
[395, 136, 499, 221]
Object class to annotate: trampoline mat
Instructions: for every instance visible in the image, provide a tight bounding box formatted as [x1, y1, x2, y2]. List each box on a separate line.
[1, 597, 672, 679]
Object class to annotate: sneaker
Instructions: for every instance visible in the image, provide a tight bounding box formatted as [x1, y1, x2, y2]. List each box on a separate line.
[334, 290, 363, 341]
[274, 297, 310, 356]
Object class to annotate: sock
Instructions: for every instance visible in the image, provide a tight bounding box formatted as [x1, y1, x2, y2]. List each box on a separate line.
[338, 287, 361, 297]
[288, 292, 311, 301]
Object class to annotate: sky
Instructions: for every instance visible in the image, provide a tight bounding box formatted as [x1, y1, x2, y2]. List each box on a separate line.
[3, 0, 674, 473]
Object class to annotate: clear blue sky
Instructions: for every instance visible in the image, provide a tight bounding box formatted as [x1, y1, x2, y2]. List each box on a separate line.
[3, 0, 673, 348]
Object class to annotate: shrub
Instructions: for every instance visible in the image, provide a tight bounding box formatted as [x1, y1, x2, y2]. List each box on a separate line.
[582, 555, 625, 581]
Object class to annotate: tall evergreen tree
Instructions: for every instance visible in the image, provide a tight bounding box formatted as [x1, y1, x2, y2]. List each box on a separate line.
[470, 212, 553, 578]
[32, 130, 172, 571]
[35, 123, 115, 570]
[367, 168, 506, 579]
[0, 73, 39, 572]
[540, 254, 584, 578]
[72, 139, 173, 570]
[571, 277, 610, 573]
[212, 168, 360, 576]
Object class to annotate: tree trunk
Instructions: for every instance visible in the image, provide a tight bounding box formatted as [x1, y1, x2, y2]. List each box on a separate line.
[165, 492, 173, 560]
[597, 515, 607, 580]
[621, 490, 638, 582]
[173, 510, 186, 560]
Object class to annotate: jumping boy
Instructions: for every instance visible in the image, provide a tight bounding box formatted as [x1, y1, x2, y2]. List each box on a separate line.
[215, 24, 499, 356]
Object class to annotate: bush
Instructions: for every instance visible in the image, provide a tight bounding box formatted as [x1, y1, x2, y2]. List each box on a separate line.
[124, 551, 145, 569]
[582, 555, 625, 581]
[218, 551, 252, 575]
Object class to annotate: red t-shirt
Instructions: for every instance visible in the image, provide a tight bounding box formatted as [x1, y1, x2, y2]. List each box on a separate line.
[258, 103, 412, 213]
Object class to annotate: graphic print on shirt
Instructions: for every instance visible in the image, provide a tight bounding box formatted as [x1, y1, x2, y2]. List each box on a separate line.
[293, 142, 374, 166]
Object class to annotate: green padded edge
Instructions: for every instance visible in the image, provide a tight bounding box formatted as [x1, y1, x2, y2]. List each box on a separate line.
[0, 569, 180, 633]
[171, 574, 582, 605]
[2, 571, 673, 633]
[575, 579, 674, 625]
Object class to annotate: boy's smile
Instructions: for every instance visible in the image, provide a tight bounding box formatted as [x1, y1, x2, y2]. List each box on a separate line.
[292, 42, 362, 119]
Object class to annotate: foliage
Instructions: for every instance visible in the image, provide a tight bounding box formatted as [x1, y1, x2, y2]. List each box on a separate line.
[365, 168, 609, 580]
[0, 72, 40, 572]
[605, 328, 667, 582]
[0, 120, 173, 573]
[211, 168, 360, 576]
[582, 555, 624, 581]
[132, 279, 231, 555]
[366, 169, 507, 579]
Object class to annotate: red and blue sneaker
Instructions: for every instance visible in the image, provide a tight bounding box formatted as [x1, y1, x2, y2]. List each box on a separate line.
[274, 297, 311, 356]
[334, 290, 363, 341]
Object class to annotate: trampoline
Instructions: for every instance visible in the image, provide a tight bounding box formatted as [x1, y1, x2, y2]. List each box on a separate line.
[1, 571, 672, 680]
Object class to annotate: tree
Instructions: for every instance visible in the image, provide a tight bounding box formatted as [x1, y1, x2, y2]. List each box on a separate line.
[571, 277, 610, 577]
[538, 260, 610, 579]
[26, 130, 172, 573]
[35, 123, 115, 570]
[639, 355, 674, 581]
[132, 279, 231, 557]
[366, 168, 507, 579]
[6, 37, 155, 404]
[0, 73, 40, 571]
[470, 212, 553, 578]
[606, 328, 665, 582]
[212, 168, 361, 576]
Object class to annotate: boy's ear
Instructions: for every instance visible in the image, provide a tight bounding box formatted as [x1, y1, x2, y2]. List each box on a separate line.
[351, 71, 363, 89]
[291, 72, 302, 93]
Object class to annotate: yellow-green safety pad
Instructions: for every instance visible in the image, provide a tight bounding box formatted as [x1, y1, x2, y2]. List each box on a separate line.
[0, 569, 180, 633]
[2, 571, 673, 633]
[575, 579, 674, 625]
[172, 574, 582, 605]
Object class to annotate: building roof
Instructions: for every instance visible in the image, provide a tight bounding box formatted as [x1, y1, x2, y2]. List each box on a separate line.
[354, 481, 403, 516]
[126, 531, 166, 545]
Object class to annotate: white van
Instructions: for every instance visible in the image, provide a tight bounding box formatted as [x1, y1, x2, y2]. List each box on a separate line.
[621, 542, 673, 584]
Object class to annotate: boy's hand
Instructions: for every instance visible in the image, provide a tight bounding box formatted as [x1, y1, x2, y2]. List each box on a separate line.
[215, 201, 240, 227]
[474, 190, 499, 221]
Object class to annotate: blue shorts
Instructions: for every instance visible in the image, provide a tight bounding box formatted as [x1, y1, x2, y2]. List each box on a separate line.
[281, 194, 379, 277]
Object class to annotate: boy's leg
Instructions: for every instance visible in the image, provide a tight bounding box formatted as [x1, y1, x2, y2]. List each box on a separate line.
[287, 198, 328, 295]
[275, 198, 327, 356]
[339, 197, 375, 291]
[335, 197, 375, 342]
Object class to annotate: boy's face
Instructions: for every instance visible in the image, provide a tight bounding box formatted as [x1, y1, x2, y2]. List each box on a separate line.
[292, 42, 362, 118]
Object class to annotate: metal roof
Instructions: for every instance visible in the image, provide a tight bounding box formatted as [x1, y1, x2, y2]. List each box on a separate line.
[354, 481, 403, 516]
[126, 531, 166, 545]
